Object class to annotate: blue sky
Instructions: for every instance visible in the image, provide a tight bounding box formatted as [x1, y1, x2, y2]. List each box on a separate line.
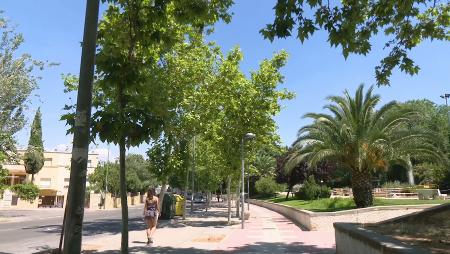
[2, 0, 449, 161]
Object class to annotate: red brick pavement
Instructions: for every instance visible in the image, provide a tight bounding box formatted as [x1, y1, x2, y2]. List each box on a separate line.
[216, 204, 335, 253]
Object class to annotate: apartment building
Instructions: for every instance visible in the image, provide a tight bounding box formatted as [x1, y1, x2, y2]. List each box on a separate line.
[2, 150, 99, 208]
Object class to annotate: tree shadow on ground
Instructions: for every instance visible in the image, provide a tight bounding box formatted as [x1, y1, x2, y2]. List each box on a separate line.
[79, 241, 335, 254]
[20, 212, 236, 237]
[21, 217, 147, 236]
[163, 219, 238, 229]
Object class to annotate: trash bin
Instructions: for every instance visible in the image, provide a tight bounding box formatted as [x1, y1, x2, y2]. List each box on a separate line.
[160, 193, 175, 219]
[174, 194, 185, 216]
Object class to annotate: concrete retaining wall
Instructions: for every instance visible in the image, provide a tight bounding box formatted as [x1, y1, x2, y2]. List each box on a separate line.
[249, 199, 435, 231]
[334, 223, 428, 254]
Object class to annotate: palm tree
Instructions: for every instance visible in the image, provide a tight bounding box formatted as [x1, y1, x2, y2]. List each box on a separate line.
[287, 85, 442, 208]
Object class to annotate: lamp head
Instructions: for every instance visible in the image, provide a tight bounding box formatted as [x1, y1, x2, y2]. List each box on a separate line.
[442, 94, 450, 99]
[244, 133, 256, 140]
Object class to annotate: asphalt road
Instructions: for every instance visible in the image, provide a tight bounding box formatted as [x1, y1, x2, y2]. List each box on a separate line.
[0, 206, 145, 254]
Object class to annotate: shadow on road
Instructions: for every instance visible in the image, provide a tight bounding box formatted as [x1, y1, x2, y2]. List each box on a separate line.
[21, 217, 147, 236]
[20, 212, 234, 237]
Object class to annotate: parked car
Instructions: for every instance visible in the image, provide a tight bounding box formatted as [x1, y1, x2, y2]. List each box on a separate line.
[193, 193, 206, 203]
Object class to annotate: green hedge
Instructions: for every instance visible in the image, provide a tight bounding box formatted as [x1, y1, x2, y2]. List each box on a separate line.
[295, 175, 330, 200]
[255, 176, 285, 198]
[11, 183, 40, 201]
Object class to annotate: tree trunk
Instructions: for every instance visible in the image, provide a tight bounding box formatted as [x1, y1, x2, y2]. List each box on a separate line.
[158, 180, 168, 213]
[190, 136, 196, 214]
[63, 1, 99, 253]
[31, 174, 35, 184]
[183, 168, 189, 220]
[351, 168, 373, 208]
[205, 191, 211, 211]
[59, 204, 68, 253]
[285, 185, 292, 200]
[119, 139, 128, 253]
[227, 176, 231, 224]
[235, 184, 240, 218]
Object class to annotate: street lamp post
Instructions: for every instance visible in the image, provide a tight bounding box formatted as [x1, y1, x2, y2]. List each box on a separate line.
[247, 173, 250, 211]
[241, 132, 255, 229]
[104, 144, 110, 209]
[441, 94, 450, 128]
[105, 144, 109, 194]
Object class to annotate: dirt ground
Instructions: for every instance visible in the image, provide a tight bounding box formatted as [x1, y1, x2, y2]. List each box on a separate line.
[367, 209, 450, 253]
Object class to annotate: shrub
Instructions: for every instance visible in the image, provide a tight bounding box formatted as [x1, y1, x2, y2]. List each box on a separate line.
[295, 175, 330, 200]
[255, 176, 285, 197]
[10, 183, 40, 201]
[319, 185, 331, 198]
[0, 167, 8, 193]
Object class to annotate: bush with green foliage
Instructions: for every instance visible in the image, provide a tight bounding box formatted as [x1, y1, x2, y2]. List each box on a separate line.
[255, 176, 285, 197]
[295, 175, 330, 200]
[10, 183, 39, 201]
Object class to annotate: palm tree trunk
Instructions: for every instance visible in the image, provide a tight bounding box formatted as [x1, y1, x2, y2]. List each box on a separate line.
[406, 155, 415, 185]
[351, 168, 373, 208]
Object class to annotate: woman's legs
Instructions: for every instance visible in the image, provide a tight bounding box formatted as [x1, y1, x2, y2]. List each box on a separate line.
[149, 217, 157, 238]
[145, 218, 151, 241]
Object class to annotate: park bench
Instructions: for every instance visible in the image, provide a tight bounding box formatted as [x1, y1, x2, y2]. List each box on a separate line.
[331, 188, 353, 198]
[388, 192, 418, 199]
[416, 189, 447, 200]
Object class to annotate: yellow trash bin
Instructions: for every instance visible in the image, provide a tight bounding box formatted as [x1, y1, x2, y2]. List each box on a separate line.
[174, 194, 185, 216]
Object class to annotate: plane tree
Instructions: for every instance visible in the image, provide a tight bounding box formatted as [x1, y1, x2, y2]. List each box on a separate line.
[262, 0, 450, 85]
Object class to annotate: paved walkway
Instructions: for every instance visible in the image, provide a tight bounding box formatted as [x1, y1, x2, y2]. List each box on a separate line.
[217, 205, 335, 253]
[81, 202, 335, 253]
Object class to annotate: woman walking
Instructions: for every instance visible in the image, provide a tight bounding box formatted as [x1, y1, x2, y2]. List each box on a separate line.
[144, 188, 159, 245]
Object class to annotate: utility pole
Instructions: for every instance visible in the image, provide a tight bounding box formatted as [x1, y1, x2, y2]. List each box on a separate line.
[63, 1, 99, 253]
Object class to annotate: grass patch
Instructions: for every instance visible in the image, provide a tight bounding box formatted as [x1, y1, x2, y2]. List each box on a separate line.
[259, 196, 450, 212]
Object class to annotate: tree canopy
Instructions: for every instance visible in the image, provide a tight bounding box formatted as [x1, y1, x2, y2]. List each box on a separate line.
[289, 85, 443, 207]
[24, 108, 44, 183]
[62, 1, 234, 252]
[0, 14, 47, 163]
[89, 154, 157, 195]
[261, 0, 450, 85]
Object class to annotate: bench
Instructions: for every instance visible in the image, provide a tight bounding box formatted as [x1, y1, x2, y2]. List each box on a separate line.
[388, 192, 418, 199]
[416, 189, 447, 200]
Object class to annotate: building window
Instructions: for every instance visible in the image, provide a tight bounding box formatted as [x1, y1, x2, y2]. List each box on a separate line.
[18, 175, 26, 184]
[87, 160, 92, 167]
[44, 158, 52, 166]
[40, 178, 51, 188]
[64, 178, 70, 188]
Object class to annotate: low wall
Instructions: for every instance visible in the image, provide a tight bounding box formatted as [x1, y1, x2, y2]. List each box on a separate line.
[87, 192, 144, 209]
[334, 223, 428, 254]
[249, 199, 435, 231]
[16, 197, 39, 209]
